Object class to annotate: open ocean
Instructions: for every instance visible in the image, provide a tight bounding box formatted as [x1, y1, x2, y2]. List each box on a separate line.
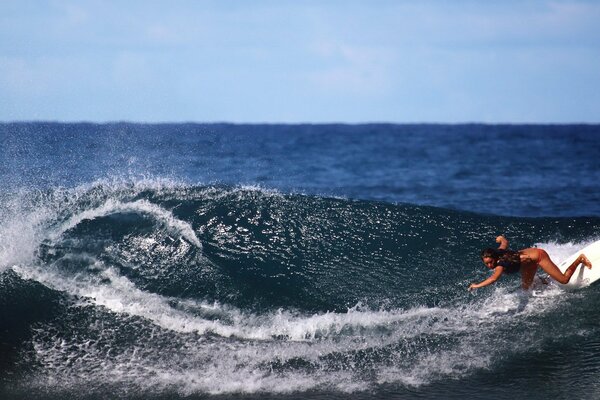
[1, 123, 600, 399]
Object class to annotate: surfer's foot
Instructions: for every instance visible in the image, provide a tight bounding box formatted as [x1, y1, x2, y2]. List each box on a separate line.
[579, 254, 592, 269]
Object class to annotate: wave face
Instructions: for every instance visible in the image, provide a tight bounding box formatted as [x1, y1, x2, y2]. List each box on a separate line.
[2, 181, 600, 399]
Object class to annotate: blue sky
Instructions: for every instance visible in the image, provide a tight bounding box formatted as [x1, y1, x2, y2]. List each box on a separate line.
[1, 0, 599, 123]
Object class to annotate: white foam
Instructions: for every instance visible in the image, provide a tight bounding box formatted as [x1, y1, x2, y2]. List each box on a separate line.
[377, 284, 574, 387]
[24, 281, 578, 396]
[534, 239, 599, 265]
[13, 234, 594, 395]
[0, 179, 201, 270]
[18, 262, 587, 396]
[3, 182, 598, 395]
[11, 261, 450, 344]
[48, 198, 199, 247]
[0, 194, 50, 271]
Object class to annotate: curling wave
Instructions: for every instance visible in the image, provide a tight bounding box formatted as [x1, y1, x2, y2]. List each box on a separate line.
[1, 180, 600, 396]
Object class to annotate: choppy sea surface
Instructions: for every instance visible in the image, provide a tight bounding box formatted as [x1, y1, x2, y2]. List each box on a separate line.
[1, 123, 599, 399]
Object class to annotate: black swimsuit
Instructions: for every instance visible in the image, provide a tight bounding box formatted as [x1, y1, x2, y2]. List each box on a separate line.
[496, 251, 521, 274]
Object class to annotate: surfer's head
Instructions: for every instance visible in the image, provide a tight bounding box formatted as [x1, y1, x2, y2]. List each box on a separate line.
[480, 248, 499, 269]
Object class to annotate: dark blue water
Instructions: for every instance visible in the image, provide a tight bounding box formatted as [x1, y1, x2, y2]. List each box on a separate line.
[2, 123, 599, 216]
[1, 123, 599, 399]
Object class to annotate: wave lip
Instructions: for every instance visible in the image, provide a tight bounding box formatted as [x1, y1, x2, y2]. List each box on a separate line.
[51, 198, 202, 247]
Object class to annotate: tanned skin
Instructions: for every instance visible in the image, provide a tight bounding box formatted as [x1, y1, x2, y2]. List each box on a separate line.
[469, 235, 592, 290]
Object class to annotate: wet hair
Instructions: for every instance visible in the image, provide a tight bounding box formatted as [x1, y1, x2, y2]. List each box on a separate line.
[480, 248, 501, 260]
[480, 248, 520, 265]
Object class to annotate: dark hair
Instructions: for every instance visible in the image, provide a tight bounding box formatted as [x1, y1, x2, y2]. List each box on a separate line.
[480, 248, 502, 260]
[480, 248, 520, 265]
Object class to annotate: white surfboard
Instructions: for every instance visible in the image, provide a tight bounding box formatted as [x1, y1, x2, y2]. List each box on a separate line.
[557, 239, 600, 289]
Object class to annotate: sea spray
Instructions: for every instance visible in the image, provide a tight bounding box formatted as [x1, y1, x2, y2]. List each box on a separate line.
[1, 180, 599, 397]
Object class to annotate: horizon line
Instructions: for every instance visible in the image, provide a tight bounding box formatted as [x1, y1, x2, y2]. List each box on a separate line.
[2, 120, 600, 126]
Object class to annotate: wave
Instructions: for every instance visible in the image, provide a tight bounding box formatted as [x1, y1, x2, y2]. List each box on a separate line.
[1, 179, 600, 396]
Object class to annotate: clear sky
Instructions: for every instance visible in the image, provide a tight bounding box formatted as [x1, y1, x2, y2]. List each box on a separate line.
[1, 0, 599, 123]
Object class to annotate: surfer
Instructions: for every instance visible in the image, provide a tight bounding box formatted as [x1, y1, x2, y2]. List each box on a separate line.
[469, 235, 592, 290]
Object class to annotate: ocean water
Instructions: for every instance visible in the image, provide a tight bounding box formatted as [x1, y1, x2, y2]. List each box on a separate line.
[0, 123, 599, 399]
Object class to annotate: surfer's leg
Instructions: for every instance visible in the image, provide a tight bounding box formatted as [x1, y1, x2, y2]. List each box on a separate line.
[537, 250, 589, 284]
[580, 254, 592, 269]
[520, 264, 537, 290]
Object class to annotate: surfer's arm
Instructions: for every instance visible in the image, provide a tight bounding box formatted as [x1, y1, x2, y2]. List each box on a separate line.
[496, 235, 508, 250]
[469, 267, 504, 290]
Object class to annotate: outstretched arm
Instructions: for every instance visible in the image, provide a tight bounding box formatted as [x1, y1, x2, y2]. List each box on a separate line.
[496, 235, 508, 250]
[469, 267, 504, 290]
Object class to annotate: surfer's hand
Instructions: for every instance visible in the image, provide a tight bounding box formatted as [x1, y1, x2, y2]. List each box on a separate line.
[468, 284, 476, 291]
[496, 235, 508, 249]
[496, 235, 508, 244]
